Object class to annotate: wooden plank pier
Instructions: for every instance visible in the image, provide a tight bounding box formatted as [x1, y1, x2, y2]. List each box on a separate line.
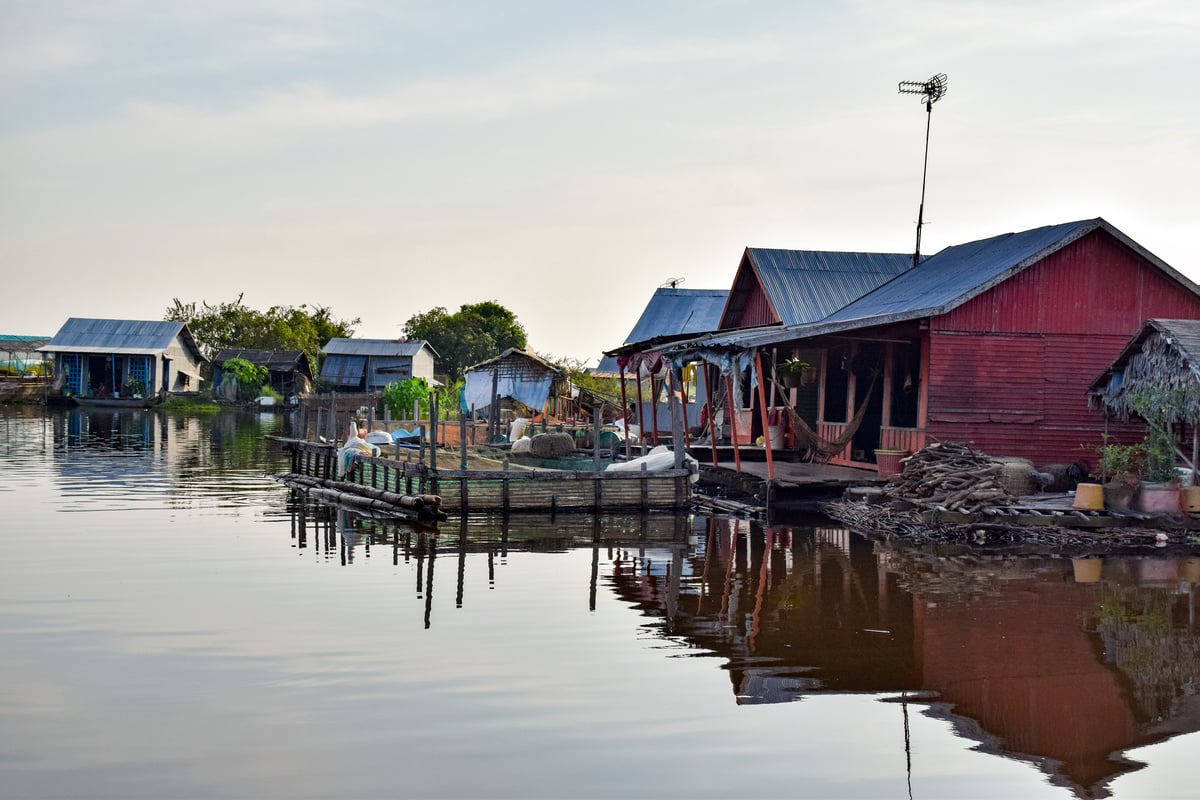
[274, 438, 694, 515]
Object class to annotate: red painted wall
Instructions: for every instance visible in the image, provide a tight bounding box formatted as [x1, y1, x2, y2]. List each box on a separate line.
[926, 230, 1200, 465]
[730, 281, 777, 328]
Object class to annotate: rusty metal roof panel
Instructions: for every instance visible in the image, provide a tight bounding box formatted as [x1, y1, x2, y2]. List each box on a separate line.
[825, 220, 1101, 326]
[748, 249, 913, 326]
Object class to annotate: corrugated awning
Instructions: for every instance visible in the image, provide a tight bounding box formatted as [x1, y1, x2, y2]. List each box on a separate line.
[320, 354, 366, 386]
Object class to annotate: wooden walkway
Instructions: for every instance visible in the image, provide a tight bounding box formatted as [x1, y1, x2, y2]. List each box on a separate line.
[697, 455, 886, 513]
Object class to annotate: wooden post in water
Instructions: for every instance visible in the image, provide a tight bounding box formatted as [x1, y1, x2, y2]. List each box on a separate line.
[502, 457, 510, 516]
[669, 366, 685, 471]
[460, 413, 468, 470]
[593, 407, 601, 472]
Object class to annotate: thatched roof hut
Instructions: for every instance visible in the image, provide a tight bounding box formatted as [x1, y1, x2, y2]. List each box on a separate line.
[1088, 318, 1200, 423]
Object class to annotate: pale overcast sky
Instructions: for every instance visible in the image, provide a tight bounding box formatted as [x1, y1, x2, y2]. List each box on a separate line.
[2, 1, 1198, 363]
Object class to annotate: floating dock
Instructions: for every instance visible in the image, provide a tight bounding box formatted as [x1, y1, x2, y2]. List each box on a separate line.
[275, 439, 694, 515]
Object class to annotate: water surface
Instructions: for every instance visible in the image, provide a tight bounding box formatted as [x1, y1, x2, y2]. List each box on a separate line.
[1, 407, 1197, 799]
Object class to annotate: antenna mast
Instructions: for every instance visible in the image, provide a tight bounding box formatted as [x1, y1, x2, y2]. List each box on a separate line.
[898, 73, 947, 267]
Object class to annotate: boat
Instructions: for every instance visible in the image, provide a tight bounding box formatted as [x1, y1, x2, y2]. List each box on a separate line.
[72, 394, 162, 409]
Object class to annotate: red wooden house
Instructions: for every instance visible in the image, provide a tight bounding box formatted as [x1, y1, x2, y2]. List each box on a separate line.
[658, 218, 1200, 471]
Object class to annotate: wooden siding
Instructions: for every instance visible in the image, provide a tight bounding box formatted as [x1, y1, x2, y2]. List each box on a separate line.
[729, 282, 778, 328]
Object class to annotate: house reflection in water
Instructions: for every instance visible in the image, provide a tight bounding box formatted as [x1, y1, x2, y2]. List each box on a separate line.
[606, 518, 1200, 799]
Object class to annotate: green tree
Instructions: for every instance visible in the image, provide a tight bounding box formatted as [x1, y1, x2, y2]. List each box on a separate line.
[402, 301, 527, 380]
[165, 295, 359, 370]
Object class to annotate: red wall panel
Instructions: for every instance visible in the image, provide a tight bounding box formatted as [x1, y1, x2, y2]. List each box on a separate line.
[925, 230, 1200, 465]
[732, 282, 778, 328]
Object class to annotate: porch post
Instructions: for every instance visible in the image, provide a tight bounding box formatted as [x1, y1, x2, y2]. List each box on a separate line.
[679, 364, 691, 448]
[649, 374, 660, 446]
[635, 366, 646, 456]
[755, 350, 774, 480]
[618, 360, 631, 460]
[702, 363, 718, 467]
[725, 375, 742, 473]
[880, 342, 894, 449]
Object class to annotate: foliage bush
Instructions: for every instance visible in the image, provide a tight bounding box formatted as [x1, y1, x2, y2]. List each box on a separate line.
[382, 378, 431, 420]
[222, 357, 269, 402]
[1128, 387, 1183, 483]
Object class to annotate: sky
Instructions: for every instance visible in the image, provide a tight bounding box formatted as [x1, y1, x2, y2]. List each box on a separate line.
[2, 1, 1198, 365]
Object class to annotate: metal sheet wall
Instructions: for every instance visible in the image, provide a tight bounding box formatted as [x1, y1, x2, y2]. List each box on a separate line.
[927, 331, 1144, 465]
[940, 231, 1200, 335]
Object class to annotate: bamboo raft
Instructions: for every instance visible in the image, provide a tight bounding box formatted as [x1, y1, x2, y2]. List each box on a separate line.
[274, 439, 694, 515]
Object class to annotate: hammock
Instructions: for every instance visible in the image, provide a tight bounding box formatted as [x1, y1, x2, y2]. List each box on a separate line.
[776, 371, 878, 463]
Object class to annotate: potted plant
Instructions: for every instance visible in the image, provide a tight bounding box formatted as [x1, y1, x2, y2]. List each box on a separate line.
[1129, 388, 1182, 513]
[778, 357, 812, 389]
[1094, 440, 1143, 511]
[122, 376, 146, 399]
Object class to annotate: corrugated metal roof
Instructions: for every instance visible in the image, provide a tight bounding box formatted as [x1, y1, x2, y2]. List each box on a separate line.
[823, 220, 1099, 326]
[213, 349, 311, 376]
[320, 354, 367, 385]
[322, 338, 435, 358]
[748, 249, 913, 326]
[597, 288, 728, 372]
[625, 288, 728, 343]
[38, 318, 203, 359]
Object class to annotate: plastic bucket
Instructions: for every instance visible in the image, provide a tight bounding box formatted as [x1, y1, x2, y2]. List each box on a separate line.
[1073, 483, 1104, 510]
[766, 425, 784, 450]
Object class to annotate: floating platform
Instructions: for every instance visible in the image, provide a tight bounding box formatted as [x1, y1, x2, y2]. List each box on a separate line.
[275, 439, 694, 515]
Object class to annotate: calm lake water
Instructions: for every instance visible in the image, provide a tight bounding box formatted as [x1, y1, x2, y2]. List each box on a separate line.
[1, 407, 1198, 800]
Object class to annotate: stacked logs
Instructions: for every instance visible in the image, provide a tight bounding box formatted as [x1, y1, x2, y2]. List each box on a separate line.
[885, 441, 1016, 513]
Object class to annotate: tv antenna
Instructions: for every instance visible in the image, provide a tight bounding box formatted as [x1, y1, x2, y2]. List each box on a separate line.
[898, 73, 947, 267]
[662, 277, 685, 288]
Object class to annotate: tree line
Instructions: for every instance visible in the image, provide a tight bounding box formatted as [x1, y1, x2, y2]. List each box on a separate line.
[165, 296, 529, 381]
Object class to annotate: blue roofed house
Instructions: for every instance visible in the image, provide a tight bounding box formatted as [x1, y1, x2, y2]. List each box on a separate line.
[319, 338, 438, 392]
[39, 318, 206, 401]
[655, 218, 1200, 472]
[598, 287, 729, 441]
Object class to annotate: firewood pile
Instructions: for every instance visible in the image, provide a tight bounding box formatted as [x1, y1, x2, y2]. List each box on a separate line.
[885, 441, 1016, 513]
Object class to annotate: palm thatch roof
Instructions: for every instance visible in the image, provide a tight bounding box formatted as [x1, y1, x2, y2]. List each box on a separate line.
[1089, 318, 1200, 422]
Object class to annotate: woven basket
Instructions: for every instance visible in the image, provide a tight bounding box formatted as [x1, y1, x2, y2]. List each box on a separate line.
[994, 456, 1035, 496]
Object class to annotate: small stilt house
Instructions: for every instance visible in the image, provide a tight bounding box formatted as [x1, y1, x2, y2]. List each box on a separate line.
[652, 218, 1200, 474]
[319, 338, 438, 392]
[212, 349, 315, 400]
[40, 318, 206, 400]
